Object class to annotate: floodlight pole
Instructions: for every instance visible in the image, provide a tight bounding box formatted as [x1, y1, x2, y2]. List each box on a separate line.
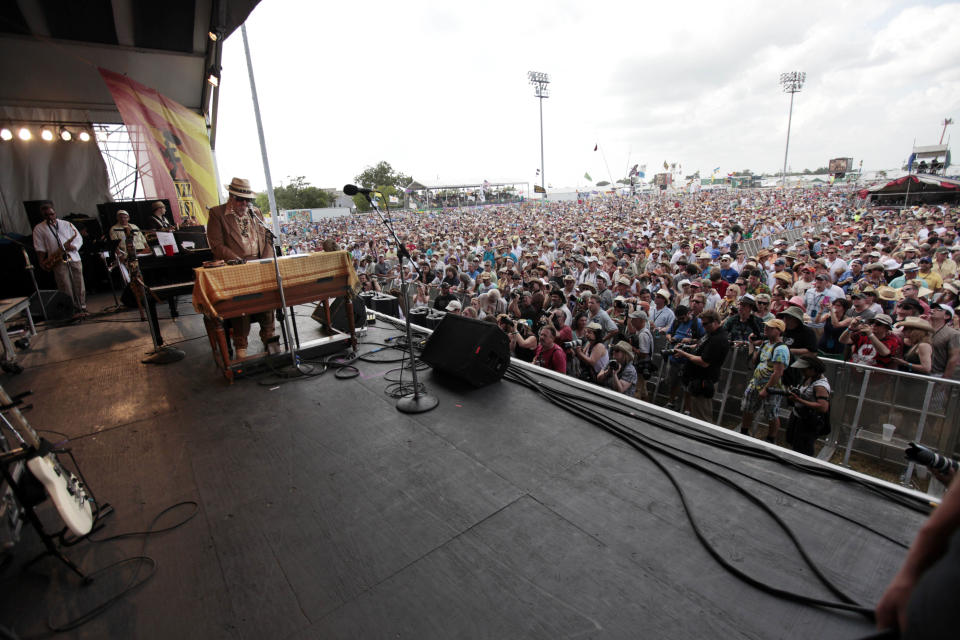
[528, 71, 550, 199]
[779, 71, 806, 189]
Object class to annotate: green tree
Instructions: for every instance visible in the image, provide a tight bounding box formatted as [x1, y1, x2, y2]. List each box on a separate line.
[354, 161, 412, 191]
[352, 184, 402, 213]
[254, 176, 334, 215]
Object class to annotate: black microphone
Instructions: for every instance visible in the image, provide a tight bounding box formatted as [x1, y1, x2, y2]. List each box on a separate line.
[343, 184, 374, 196]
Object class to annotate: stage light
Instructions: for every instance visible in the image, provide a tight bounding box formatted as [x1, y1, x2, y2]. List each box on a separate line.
[41, 127, 54, 141]
[78, 130, 91, 142]
[18, 127, 31, 141]
[208, 31, 218, 42]
[59, 127, 72, 141]
[0, 128, 11, 141]
[527, 71, 550, 198]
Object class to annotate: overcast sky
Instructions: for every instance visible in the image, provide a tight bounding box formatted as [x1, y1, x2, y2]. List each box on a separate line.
[213, 0, 960, 194]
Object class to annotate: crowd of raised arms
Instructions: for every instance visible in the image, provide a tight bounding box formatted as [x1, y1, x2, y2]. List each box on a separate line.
[277, 186, 960, 451]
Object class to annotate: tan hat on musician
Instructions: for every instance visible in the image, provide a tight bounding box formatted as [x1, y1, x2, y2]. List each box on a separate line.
[226, 177, 256, 200]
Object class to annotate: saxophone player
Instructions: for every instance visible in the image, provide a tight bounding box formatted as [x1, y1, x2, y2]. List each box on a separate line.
[32, 200, 87, 317]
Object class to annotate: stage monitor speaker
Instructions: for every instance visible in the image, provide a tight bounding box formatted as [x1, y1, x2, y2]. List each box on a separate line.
[30, 290, 74, 322]
[313, 294, 366, 333]
[421, 314, 510, 387]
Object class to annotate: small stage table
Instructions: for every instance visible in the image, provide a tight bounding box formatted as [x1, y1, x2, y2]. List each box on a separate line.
[0, 297, 36, 371]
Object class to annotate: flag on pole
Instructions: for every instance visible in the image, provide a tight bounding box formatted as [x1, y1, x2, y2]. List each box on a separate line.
[594, 144, 598, 152]
[663, 160, 669, 170]
[584, 172, 592, 181]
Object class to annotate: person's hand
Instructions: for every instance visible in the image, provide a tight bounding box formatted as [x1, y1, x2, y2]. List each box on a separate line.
[759, 387, 768, 399]
[875, 572, 914, 633]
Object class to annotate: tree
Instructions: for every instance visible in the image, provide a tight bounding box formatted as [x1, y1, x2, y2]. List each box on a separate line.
[354, 161, 412, 191]
[254, 176, 334, 215]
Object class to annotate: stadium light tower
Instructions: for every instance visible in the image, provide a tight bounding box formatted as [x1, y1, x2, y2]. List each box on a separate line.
[779, 71, 806, 188]
[528, 70, 550, 198]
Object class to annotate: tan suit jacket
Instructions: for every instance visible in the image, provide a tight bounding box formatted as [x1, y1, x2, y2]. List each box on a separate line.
[206, 202, 274, 262]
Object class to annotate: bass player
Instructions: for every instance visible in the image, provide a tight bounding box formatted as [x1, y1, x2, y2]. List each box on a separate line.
[32, 200, 87, 317]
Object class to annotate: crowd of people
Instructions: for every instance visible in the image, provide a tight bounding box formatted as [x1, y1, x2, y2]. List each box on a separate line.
[281, 187, 960, 453]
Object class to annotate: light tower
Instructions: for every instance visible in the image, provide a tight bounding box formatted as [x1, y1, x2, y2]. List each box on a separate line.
[779, 71, 806, 188]
[528, 71, 550, 198]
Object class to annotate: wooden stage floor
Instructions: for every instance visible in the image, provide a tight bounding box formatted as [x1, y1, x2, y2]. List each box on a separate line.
[0, 295, 930, 639]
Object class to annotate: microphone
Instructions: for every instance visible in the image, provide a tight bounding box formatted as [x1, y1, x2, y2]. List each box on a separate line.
[343, 184, 374, 196]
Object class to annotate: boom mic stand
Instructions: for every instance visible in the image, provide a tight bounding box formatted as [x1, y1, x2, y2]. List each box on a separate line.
[348, 186, 438, 414]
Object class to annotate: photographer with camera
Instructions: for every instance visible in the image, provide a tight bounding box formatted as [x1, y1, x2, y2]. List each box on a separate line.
[840, 313, 901, 368]
[597, 341, 638, 396]
[573, 322, 609, 383]
[663, 305, 704, 410]
[875, 470, 960, 637]
[499, 314, 537, 362]
[617, 309, 654, 400]
[784, 356, 831, 456]
[671, 310, 730, 423]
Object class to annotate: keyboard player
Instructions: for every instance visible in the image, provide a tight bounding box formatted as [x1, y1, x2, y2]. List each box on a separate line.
[206, 177, 277, 359]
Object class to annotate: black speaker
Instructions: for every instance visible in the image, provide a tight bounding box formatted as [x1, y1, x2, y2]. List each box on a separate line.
[371, 293, 400, 318]
[312, 294, 366, 332]
[29, 290, 74, 322]
[421, 314, 510, 386]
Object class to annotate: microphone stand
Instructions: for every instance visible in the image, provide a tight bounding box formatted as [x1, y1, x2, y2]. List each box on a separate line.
[2, 234, 47, 321]
[360, 191, 438, 414]
[254, 215, 305, 374]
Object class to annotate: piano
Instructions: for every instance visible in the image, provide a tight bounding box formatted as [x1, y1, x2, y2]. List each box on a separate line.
[192, 251, 360, 381]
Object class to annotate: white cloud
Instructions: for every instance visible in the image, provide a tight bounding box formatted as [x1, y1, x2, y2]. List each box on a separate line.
[212, 0, 960, 194]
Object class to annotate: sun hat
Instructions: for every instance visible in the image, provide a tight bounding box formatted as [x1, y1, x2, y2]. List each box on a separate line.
[870, 313, 894, 327]
[778, 306, 806, 322]
[896, 317, 933, 332]
[226, 177, 255, 199]
[612, 340, 634, 356]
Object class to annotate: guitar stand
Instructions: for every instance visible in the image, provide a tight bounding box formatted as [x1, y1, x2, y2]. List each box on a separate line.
[0, 447, 101, 582]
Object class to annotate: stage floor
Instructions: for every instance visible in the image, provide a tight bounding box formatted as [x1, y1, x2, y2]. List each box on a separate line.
[0, 295, 930, 639]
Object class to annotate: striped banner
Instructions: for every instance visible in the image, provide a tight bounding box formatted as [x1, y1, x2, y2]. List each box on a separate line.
[99, 68, 219, 224]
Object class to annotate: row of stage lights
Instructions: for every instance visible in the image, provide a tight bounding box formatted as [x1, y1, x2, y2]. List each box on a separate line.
[0, 125, 92, 142]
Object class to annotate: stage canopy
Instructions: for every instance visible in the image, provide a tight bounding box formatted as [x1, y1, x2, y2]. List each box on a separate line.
[0, 0, 260, 122]
[0, 0, 260, 234]
[856, 174, 960, 207]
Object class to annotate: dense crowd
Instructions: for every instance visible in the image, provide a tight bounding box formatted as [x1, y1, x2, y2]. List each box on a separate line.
[281, 187, 960, 454]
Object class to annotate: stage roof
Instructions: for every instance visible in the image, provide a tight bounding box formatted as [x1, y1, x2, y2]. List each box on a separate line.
[0, 0, 261, 123]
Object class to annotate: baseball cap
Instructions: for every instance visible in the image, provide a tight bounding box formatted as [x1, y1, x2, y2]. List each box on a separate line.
[765, 318, 786, 332]
[445, 300, 462, 311]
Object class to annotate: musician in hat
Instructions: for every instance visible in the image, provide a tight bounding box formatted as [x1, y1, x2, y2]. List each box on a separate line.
[31, 200, 86, 317]
[148, 201, 176, 230]
[206, 177, 276, 358]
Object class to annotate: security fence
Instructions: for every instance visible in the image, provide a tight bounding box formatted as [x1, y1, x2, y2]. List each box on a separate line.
[644, 341, 960, 493]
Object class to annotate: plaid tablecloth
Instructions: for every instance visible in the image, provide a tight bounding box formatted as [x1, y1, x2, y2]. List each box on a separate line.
[192, 251, 359, 318]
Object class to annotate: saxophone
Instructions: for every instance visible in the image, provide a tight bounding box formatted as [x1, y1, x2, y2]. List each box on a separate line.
[40, 228, 78, 271]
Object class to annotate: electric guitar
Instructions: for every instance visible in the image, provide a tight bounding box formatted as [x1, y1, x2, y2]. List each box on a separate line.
[0, 385, 94, 536]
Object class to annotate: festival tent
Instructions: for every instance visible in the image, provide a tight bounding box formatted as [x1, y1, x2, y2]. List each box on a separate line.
[856, 174, 960, 206]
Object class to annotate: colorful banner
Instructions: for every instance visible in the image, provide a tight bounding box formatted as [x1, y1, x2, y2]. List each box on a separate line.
[99, 68, 219, 224]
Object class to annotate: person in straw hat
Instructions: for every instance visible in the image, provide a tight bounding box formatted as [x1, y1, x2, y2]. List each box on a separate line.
[206, 177, 277, 359]
[891, 317, 934, 375]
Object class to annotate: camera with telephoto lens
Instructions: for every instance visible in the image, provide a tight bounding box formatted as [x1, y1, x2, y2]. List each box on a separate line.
[661, 345, 687, 357]
[562, 341, 577, 349]
[905, 442, 960, 474]
[608, 359, 620, 372]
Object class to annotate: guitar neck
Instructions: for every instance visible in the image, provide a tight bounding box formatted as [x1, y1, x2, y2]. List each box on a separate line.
[0, 384, 41, 449]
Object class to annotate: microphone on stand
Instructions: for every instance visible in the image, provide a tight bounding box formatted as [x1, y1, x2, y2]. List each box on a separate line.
[343, 184, 375, 196]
